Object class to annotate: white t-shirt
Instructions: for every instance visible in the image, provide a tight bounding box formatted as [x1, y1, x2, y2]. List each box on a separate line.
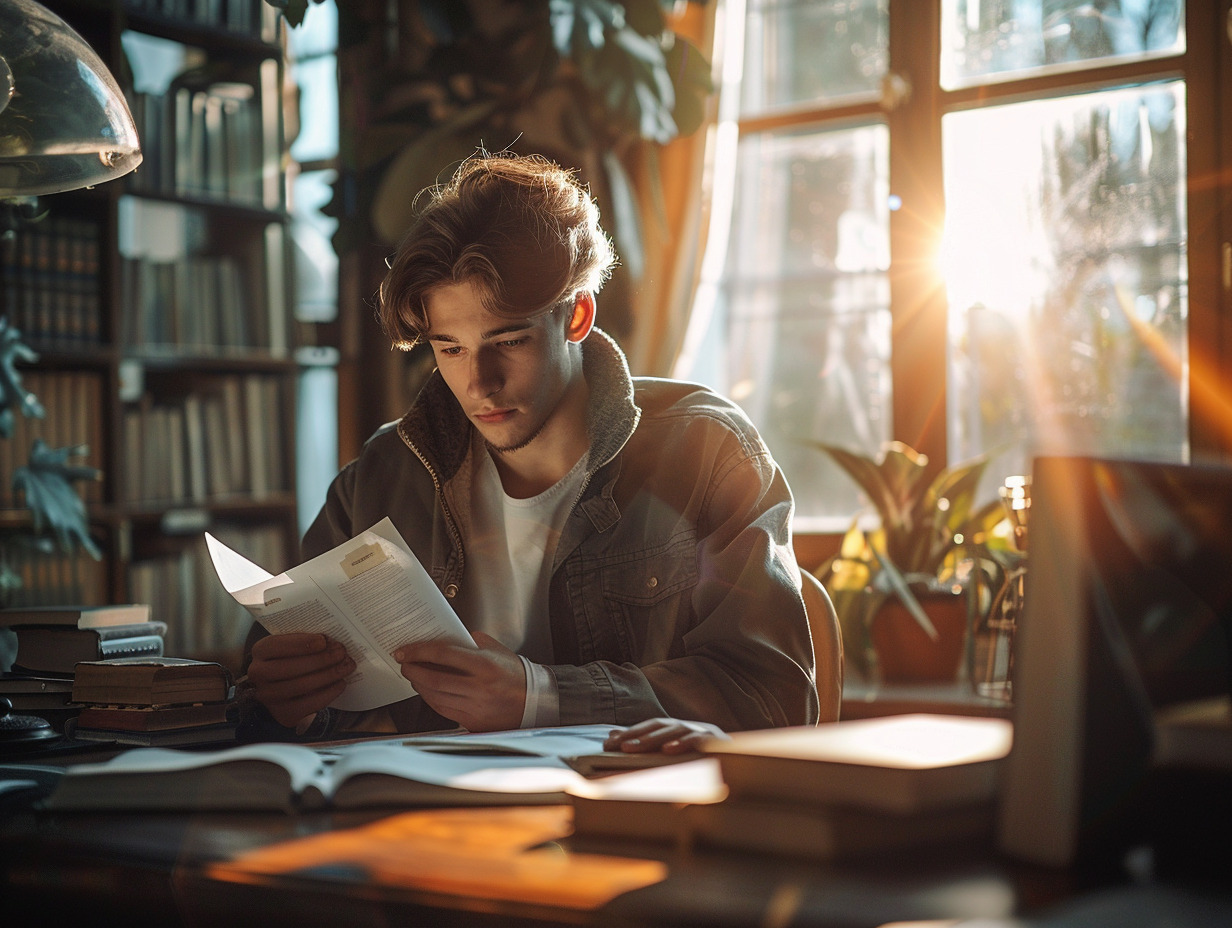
[458, 438, 589, 727]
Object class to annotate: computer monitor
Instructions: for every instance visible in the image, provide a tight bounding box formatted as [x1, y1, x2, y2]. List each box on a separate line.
[998, 456, 1232, 871]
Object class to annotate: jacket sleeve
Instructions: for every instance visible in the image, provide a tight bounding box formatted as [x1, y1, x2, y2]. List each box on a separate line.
[550, 435, 822, 732]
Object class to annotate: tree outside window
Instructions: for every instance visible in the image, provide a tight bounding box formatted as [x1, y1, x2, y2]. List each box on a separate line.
[677, 0, 1209, 530]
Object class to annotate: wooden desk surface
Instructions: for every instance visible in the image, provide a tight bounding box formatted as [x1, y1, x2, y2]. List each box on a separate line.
[2, 736, 1224, 928]
[0, 795, 1073, 928]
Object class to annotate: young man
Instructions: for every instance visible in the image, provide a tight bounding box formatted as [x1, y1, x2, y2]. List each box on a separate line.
[238, 153, 821, 740]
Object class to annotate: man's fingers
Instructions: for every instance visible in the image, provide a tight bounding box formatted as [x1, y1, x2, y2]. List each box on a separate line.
[253, 658, 353, 704]
[251, 632, 333, 659]
[604, 718, 727, 753]
[264, 679, 348, 729]
[249, 642, 351, 685]
[401, 662, 470, 699]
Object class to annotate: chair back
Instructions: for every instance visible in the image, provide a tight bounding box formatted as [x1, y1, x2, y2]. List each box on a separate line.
[801, 569, 843, 722]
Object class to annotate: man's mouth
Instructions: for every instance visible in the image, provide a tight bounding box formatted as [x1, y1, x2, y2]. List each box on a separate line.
[475, 408, 515, 424]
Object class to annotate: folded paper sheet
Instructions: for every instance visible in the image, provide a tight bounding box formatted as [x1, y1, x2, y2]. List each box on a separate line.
[206, 517, 475, 710]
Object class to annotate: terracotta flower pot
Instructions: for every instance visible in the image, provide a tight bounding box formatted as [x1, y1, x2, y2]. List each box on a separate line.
[870, 588, 969, 683]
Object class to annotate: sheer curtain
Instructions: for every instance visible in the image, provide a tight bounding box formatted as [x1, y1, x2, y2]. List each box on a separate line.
[625, 2, 719, 377]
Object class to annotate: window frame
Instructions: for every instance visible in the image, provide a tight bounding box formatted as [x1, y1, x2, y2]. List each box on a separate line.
[724, 0, 1232, 547]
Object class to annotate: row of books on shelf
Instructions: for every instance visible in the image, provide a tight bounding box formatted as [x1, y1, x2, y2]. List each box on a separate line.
[121, 254, 256, 353]
[0, 370, 104, 509]
[0, 215, 103, 348]
[129, 523, 287, 657]
[120, 374, 288, 506]
[0, 548, 106, 611]
[126, 67, 281, 210]
[127, 0, 281, 43]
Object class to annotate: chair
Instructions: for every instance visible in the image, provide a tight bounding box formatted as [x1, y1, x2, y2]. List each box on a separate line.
[801, 569, 843, 722]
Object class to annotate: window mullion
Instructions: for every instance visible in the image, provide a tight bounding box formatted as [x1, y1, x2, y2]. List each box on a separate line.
[1192, 0, 1232, 462]
[887, 0, 947, 467]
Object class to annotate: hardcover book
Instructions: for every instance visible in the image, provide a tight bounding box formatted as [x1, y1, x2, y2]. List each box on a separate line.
[702, 714, 1013, 814]
[0, 603, 151, 630]
[70, 657, 232, 707]
[567, 758, 727, 845]
[12, 622, 167, 676]
[74, 701, 231, 732]
[67, 720, 240, 748]
[686, 797, 995, 862]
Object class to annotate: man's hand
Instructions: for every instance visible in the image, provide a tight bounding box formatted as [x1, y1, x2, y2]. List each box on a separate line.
[604, 717, 730, 754]
[394, 631, 525, 732]
[245, 633, 355, 729]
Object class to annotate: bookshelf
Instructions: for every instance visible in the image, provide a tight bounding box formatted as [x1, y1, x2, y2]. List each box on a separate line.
[0, 0, 298, 671]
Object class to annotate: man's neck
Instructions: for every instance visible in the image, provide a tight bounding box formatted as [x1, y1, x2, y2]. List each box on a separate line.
[489, 378, 591, 499]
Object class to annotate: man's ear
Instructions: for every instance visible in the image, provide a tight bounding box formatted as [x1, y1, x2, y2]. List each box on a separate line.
[566, 292, 596, 343]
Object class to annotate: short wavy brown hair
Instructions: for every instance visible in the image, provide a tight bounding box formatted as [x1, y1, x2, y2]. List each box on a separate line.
[377, 152, 617, 350]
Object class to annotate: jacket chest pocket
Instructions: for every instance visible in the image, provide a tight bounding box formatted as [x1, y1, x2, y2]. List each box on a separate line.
[573, 536, 698, 663]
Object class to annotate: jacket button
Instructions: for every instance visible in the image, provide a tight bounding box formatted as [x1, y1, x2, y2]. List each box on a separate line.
[444, 584, 459, 598]
[646, 576, 658, 589]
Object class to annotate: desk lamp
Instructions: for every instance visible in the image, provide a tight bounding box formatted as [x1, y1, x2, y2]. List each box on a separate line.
[0, 0, 142, 197]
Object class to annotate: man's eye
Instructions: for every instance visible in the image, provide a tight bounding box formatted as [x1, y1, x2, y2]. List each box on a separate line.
[437, 345, 464, 357]
[498, 337, 528, 348]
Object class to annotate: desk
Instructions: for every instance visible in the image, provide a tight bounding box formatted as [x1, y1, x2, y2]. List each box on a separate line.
[7, 793, 1232, 928]
[1, 743, 1227, 928]
[0, 801, 1053, 928]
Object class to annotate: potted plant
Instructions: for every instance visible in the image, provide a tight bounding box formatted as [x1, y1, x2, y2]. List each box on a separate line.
[1, 314, 101, 667]
[809, 440, 1010, 684]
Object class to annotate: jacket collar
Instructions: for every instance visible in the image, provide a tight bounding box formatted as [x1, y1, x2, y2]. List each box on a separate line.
[396, 327, 641, 484]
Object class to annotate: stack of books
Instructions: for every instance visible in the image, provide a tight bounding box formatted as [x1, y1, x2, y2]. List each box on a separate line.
[1, 604, 165, 677]
[1, 604, 164, 730]
[567, 714, 1014, 862]
[66, 657, 236, 747]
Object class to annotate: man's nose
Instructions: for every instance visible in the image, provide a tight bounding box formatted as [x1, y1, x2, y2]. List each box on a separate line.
[466, 348, 503, 398]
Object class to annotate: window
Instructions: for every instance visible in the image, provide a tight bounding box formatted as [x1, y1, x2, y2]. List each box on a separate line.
[285, 0, 341, 535]
[677, 0, 1217, 531]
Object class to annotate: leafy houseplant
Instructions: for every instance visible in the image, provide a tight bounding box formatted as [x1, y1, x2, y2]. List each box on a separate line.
[275, 0, 713, 332]
[0, 314, 101, 620]
[810, 441, 1010, 683]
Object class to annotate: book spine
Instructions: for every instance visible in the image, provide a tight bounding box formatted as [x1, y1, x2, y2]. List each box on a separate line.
[99, 635, 166, 660]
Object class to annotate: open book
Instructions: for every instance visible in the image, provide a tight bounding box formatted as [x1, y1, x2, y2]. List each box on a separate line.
[206, 517, 475, 711]
[45, 724, 694, 813]
[46, 740, 590, 813]
[399, 724, 703, 775]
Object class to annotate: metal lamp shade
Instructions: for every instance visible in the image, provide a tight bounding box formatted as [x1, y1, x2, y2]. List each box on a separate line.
[0, 0, 141, 196]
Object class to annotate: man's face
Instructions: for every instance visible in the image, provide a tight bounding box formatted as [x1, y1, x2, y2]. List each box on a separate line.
[424, 279, 585, 454]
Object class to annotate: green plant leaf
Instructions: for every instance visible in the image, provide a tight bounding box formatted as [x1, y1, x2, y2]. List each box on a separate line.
[550, 0, 625, 55]
[12, 440, 101, 559]
[871, 547, 940, 642]
[623, 0, 668, 36]
[664, 35, 714, 137]
[0, 316, 43, 439]
[808, 442, 921, 539]
[878, 441, 930, 515]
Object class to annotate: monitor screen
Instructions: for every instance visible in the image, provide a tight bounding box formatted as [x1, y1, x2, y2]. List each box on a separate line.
[997, 456, 1232, 869]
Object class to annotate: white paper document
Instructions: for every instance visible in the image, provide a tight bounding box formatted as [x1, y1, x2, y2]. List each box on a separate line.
[206, 517, 475, 711]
